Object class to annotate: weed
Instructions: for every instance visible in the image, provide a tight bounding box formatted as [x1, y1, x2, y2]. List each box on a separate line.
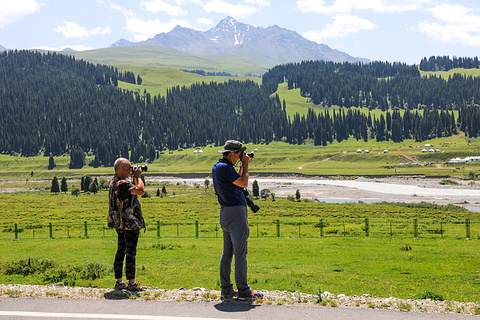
[315, 288, 322, 304]
[413, 291, 444, 301]
[439, 179, 459, 185]
[472, 304, 480, 315]
[398, 302, 412, 311]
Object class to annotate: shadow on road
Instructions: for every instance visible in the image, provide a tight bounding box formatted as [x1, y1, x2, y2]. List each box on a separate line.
[214, 301, 260, 312]
[103, 290, 140, 300]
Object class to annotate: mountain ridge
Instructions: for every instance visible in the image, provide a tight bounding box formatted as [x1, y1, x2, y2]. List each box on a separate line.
[109, 16, 368, 66]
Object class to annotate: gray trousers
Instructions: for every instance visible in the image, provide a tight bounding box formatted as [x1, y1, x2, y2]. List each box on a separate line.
[219, 205, 251, 294]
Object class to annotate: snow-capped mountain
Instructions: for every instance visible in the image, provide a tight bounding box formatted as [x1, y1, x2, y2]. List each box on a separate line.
[109, 16, 368, 65]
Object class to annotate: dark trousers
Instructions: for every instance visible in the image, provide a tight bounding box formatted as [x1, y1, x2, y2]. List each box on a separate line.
[219, 206, 251, 294]
[114, 229, 140, 280]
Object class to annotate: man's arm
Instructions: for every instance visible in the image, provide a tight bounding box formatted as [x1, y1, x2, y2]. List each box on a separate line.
[130, 167, 145, 195]
[233, 153, 250, 189]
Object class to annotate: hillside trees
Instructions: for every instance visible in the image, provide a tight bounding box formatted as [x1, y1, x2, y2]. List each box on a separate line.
[1, 50, 478, 163]
[263, 60, 480, 111]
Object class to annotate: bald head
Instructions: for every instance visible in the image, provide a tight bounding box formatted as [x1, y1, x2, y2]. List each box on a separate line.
[114, 158, 131, 175]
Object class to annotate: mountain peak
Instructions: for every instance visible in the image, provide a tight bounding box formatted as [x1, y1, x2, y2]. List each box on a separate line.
[107, 16, 367, 64]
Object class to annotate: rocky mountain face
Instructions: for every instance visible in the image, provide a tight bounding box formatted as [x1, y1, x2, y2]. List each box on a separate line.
[109, 16, 368, 65]
[0, 45, 7, 52]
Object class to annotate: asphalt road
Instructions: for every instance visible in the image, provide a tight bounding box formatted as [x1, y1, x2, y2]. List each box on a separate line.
[0, 298, 478, 320]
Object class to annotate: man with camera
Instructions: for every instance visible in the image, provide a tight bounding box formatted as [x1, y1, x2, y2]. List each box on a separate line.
[108, 157, 146, 291]
[212, 140, 263, 301]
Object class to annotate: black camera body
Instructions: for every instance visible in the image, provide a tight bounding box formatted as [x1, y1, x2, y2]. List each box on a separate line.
[242, 189, 260, 213]
[131, 164, 148, 172]
[246, 152, 254, 158]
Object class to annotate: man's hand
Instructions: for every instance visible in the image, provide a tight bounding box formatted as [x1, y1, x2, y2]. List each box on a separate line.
[132, 167, 143, 178]
[240, 152, 252, 164]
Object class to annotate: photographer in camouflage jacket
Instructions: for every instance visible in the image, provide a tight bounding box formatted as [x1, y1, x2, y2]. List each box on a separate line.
[108, 157, 146, 291]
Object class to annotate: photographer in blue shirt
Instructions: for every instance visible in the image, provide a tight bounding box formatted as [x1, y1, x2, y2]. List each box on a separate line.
[212, 140, 263, 301]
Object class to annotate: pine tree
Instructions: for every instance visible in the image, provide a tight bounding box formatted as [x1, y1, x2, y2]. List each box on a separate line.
[60, 177, 68, 193]
[48, 155, 56, 170]
[252, 180, 260, 198]
[295, 189, 301, 202]
[51, 176, 60, 193]
[161, 185, 167, 195]
[83, 175, 93, 192]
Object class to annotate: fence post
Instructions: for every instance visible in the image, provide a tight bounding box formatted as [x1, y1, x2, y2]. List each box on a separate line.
[413, 218, 418, 239]
[466, 218, 471, 239]
[390, 221, 393, 237]
[364, 218, 369, 237]
[440, 221, 443, 239]
[14, 223, 18, 240]
[276, 219, 280, 238]
[319, 219, 324, 238]
[49, 222, 53, 239]
[84, 221, 88, 238]
[157, 220, 160, 239]
[195, 220, 199, 239]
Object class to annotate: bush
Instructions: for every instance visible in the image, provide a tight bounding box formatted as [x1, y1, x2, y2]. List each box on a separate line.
[412, 291, 444, 301]
[439, 179, 459, 185]
[3, 258, 56, 276]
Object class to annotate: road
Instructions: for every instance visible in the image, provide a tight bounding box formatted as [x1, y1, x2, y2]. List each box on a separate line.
[0, 298, 477, 320]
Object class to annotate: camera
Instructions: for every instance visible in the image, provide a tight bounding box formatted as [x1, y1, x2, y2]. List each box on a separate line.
[242, 189, 260, 213]
[131, 164, 148, 172]
[246, 152, 254, 158]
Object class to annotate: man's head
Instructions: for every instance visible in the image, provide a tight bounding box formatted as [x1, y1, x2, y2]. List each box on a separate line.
[114, 158, 131, 179]
[219, 140, 246, 164]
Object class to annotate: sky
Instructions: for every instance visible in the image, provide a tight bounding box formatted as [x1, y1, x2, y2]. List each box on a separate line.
[1, 0, 480, 64]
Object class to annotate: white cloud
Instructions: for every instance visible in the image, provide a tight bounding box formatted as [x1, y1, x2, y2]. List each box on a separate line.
[303, 14, 376, 42]
[0, 0, 45, 27]
[245, 0, 270, 6]
[203, 0, 257, 18]
[55, 22, 111, 40]
[140, 0, 188, 16]
[112, 4, 191, 41]
[197, 17, 213, 25]
[418, 4, 480, 47]
[296, 0, 431, 14]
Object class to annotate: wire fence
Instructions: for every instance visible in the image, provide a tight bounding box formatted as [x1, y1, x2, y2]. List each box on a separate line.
[1, 218, 478, 240]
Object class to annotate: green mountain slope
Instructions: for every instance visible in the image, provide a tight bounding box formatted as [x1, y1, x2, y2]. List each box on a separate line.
[66, 46, 267, 75]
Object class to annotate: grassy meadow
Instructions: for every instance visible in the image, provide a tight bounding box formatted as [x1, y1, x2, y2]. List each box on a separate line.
[1, 133, 480, 179]
[1, 183, 480, 302]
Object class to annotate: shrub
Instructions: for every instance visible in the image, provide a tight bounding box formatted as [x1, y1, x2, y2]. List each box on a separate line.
[413, 291, 444, 301]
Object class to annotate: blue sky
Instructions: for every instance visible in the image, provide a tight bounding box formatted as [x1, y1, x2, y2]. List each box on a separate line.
[1, 0, 479, 64]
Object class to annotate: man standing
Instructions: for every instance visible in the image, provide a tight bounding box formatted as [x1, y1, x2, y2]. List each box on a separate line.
[212, 140, 263, 301]
[108, 157, 146, 291]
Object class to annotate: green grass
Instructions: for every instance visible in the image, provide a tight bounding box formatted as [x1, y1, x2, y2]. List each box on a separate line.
[68, 46, 266, 76]
[1, 178, 480, 302]
[115, 66, 261, 97]
[1, 133, 480, 178]
[2, 236, 480, 302]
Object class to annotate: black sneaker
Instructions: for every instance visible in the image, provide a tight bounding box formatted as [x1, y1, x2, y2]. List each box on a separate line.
[238, 291, 263, 301]
[221, 289, 237, 300]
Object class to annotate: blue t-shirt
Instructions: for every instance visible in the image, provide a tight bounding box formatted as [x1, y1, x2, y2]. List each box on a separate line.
[212, 158, 246, 207]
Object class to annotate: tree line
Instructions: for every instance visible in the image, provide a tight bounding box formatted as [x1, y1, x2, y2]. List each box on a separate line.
[1, 50, 479, 168]
[420, 56, 480, 72]
[262, 60, 480, 110]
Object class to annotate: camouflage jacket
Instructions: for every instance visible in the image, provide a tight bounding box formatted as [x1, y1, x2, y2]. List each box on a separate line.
[108, 175, 145, 230]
